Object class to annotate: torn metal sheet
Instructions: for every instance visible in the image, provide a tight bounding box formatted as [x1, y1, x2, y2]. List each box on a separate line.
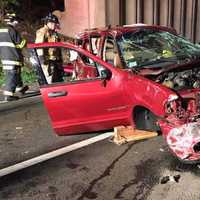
[159, 119, 200, 162]
[167, 123, 200, 160]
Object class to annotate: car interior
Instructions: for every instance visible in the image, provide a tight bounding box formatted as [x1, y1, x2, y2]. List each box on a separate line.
[103, 37, 123, 69]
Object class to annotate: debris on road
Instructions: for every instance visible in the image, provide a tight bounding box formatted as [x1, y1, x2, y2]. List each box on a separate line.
[16, 127, 23, 130]
[113, 126, 158, 145]
[160, 174, 181, 184]
[159, 148, 165, 152]
[197, 164, 200, 169]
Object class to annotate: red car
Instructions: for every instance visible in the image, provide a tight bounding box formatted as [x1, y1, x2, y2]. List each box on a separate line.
[29, 24, 200, 163]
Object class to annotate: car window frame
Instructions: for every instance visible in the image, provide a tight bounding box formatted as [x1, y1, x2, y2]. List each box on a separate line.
[31, 45, 111, 87]
[103, 36, 115, 62]
[89, 34, 101, 56]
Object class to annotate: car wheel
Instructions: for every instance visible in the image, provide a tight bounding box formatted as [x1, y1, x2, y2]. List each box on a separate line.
[134, 109, 160, 132]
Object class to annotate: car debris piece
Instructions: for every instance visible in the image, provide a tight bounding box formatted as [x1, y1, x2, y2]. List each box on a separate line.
[160, 174, 181, 184]
[174, 174, 181, 182]
[113, 126, 158, 145]
[160, 176, 170, 184]
[159, 148, 165, 152]
[16, 127, 23, 130]
[160, 121, 200, 162]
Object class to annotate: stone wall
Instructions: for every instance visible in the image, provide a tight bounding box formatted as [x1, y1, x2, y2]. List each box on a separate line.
[59, 0, 106, 37]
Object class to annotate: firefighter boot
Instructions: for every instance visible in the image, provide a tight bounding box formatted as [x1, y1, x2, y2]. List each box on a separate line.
[3, 90, 19, 101]
[16, 85, 29, 95]
[4, 95, 19, 101]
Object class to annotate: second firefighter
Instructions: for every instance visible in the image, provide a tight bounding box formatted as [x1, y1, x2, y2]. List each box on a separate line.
[35, 13, 63, 84]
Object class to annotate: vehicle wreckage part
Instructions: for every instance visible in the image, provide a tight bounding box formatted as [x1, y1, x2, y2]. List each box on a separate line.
[160, 174, 181, 184]
[113, 126, 158, 145]
[155, 67, 200, 91]
[159, 121, 200, 162]
[165, 98, 180, 114]
[0, 132, 114, 177]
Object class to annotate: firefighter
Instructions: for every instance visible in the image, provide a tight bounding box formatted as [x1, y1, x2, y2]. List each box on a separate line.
[35, 13, 63, 84]
[0, 13, 28, 101]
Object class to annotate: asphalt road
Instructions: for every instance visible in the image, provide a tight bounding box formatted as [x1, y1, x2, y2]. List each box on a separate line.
[1, 96, 200, 200]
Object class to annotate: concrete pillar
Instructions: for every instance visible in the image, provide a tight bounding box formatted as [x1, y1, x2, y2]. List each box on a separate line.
[126, 0, 137, 25]
[106, 0, 120, 26]
[143, 0, 154, 24]
[60, 0, 106, 37]
[89, 0, 106, 28]
[159, 0, 168, 26]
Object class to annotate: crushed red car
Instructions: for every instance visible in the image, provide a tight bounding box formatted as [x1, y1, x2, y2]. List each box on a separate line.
[28, 24, 200, 163]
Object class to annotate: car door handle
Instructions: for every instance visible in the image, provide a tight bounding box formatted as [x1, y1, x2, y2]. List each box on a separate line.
[48, 91, 67, 98]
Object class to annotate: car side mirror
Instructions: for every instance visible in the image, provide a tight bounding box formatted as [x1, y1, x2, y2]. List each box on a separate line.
[100, 68, 112, 87]
[100, 68, 112, 80]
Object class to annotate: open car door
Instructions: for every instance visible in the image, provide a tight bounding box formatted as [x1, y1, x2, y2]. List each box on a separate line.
[28, 42, 129, 136]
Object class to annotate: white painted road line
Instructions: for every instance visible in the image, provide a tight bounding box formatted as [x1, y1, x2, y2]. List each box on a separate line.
[0, 132, 114, 177]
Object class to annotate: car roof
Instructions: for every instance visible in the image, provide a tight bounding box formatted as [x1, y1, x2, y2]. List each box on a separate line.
[76, 24, 177, 39]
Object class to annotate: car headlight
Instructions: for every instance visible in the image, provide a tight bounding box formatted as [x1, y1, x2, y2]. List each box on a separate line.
[165, 94, 179, 114]
[168, 94, 179, 102]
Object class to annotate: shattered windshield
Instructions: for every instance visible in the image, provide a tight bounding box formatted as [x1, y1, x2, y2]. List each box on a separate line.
[117, 29, 200, 69]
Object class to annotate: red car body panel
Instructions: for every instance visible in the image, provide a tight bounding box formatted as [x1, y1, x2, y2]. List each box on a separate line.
[40, 76, 130, 135]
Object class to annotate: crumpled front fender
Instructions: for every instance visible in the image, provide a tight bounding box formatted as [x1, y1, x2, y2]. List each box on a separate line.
[159, 120, 200, 163]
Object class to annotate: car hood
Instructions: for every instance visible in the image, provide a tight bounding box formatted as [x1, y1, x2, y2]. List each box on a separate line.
[136, 59, 200, 76]
[130, 59, 200, 92]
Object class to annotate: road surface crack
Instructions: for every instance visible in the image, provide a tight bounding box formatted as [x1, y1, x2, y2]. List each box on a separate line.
[115, 159, 160, 200]
[77, 143, 134, 200]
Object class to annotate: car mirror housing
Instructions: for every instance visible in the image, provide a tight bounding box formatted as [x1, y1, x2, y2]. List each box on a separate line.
[100, 68, 112, 80]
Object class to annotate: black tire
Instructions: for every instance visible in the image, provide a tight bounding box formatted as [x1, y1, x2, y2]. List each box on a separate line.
[134, 109, 160, 132]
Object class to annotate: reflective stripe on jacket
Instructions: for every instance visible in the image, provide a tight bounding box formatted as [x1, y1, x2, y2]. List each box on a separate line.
[2, 65, 15, 70]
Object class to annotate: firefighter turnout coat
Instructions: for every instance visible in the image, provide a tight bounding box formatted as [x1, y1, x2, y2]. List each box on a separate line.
[35, 26, 61, 61]
[35, 26, 63, 83]
[0, 25, 26, 70]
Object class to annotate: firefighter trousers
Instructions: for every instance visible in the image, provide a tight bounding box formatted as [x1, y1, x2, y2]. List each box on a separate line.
[42, 60, 64, 84]
[4, 66, 23, 96]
